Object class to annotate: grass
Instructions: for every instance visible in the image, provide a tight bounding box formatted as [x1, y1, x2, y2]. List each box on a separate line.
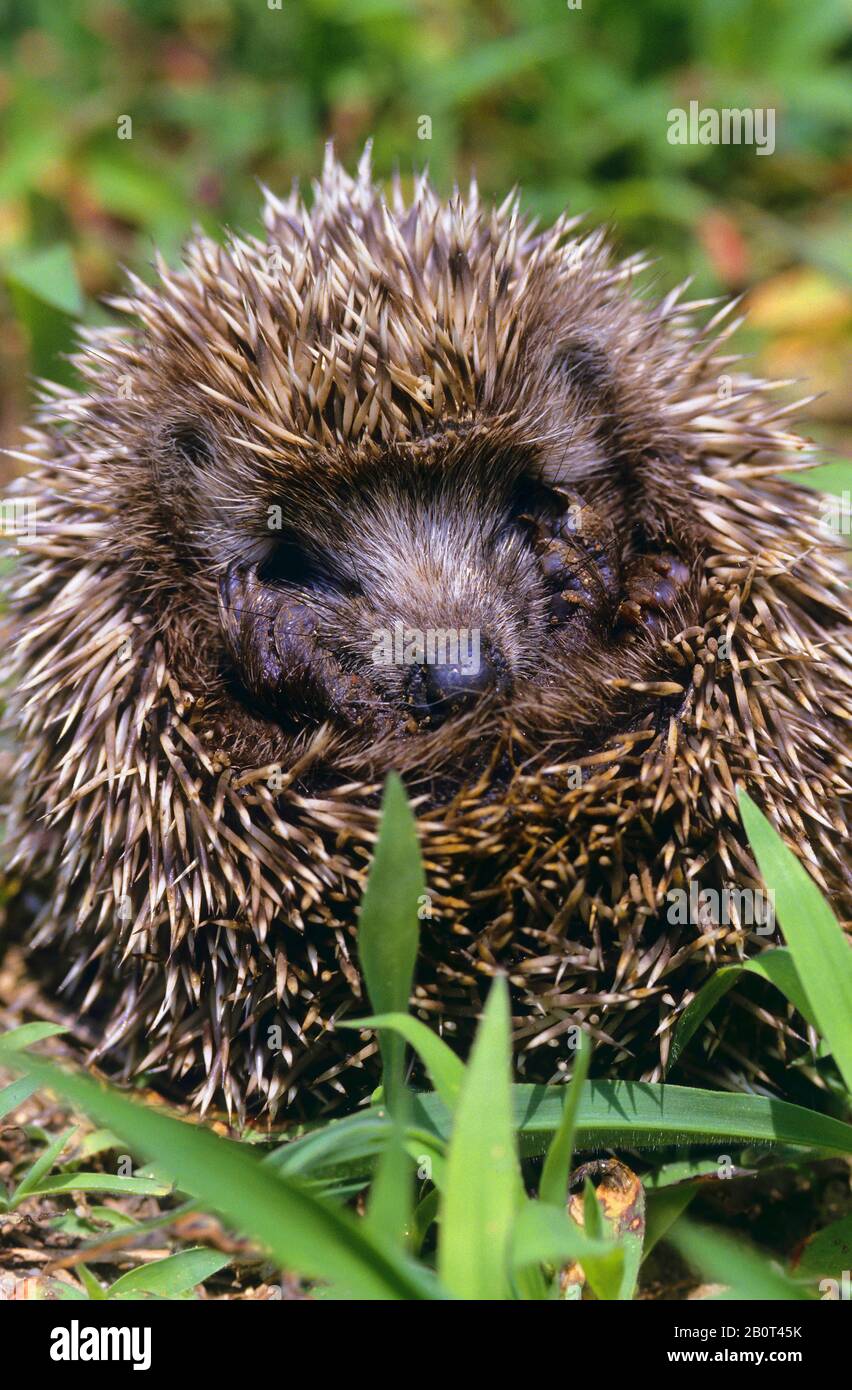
[1, 778, 850, 1301]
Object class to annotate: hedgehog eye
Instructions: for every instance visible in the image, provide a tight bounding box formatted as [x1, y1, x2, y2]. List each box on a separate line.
[259, 535, 322, 590]
[258, 533, 363, 596]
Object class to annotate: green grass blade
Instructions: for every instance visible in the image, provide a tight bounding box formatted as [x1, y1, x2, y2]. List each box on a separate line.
[268, 1108, 448, 1199]
[412, 1187, 440, 1254]
[0, 1023, 66, 1052]
[357, 773, 425, 1108]
[107, 1248, 229, 1299]
[77, 1264, 107, 1300]
[575, 1179, 633, 1301]
[670, 1219, 812, 1300]
[668, 947, 816, 1070]
[7, 1050, 446, 1300]
[583, 1179, 604, 1240]
[270, 1080, 852, 1190]
[22, 1174, 170, 1200]
[739, 790, 852, 1092]
[643, 1185, 698, 1260]
[11, 1125, 76, 1206]
[417, 1082, 852, 1158]
[538, 1029, 591, 1206]
[0, 1075, 39, 1121]
[511, 1200, 620, 1274]
[341, 1013, 465, 1111]
[268, 1110, 392, 1177]
[365, 1093, 413, 1251]
[795, 1214, 852, 1282]
[438, 976, 519, 1299]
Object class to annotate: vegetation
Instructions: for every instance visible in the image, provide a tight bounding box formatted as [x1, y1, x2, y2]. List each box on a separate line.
[1, 778, 850, 1300]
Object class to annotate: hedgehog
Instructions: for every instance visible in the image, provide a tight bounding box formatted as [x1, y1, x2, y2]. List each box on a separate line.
[2, 145, 850, 1118]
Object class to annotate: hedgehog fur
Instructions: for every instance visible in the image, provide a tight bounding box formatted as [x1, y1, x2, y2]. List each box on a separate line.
[3, 146, 850, 1117]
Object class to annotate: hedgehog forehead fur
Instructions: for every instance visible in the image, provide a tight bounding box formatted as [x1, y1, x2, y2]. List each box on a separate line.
[4, 145, 850, 1117]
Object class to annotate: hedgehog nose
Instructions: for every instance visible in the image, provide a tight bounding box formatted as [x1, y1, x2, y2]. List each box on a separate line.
[408, 644, 506, 723]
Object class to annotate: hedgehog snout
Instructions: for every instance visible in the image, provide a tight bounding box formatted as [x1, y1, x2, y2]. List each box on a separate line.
[402, 636, 511, 726]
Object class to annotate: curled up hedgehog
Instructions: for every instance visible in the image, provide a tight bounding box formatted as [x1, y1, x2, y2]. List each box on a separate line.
[3, 147, 850, 1117]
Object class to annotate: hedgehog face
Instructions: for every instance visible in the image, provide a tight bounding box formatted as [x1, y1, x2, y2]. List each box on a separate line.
[214, 448, 637, 735]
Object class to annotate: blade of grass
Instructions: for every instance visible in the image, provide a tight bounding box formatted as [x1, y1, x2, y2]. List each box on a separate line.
[0, 1075, 40, 1121]
[794, 1214, 852, 1281]
[267, 1081, 852, 1189]
[670, 1218, 812, 1300]
[107, 1248, 229, 1299]
[538, 1030, 591, 1206]
[20, 1174, 170, 1201]
[365, 1093, 413, 1251]
[6, 1050, 445, 1300]
[511, 1200, 620, 1276]
[643, 1185, 698, 1260]
[76, 1265, 107, 1300]
[575, 1179, 631, 1301]
[668, 947, 816, 1070]
[357, 773, 425, 1110]
[412, 1187, 440, 1254]
[10, 1126, 76, 1206]
[341, 1013, 464, 1111]
[739, 790, 852, 1093]
[415, 1082, 852, 1158]
[0, 1023, 66, 1051]
[438, 976, 519, 1299]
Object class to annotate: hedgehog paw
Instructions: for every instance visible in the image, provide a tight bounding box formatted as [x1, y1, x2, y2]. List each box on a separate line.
[615, 553, 690, 637]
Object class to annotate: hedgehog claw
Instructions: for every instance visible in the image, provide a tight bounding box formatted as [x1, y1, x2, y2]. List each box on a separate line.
[616, 552, 690, 637]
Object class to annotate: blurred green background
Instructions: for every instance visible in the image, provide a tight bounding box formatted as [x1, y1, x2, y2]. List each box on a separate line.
[0, 0, 850, 483]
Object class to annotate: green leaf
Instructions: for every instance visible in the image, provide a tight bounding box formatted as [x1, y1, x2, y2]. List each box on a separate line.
[511, 1200, 620, 1274]
[0, 1075, 39, 1121]
[538, 1029, 591, 1206]
[438, 976, 520, 1299]
[670, 1220, 812, 1300]
[270, 1080, 852, 1192]
[643, 1185, 698, 1260]
[107, 1248, 230, 1300]
[5, 244, 83, 316]
[583, 1178, 604, 1240]
[269, 1110, 393, 1180]
[668, 947, 817, 1070]
[412, 1187, 440, 1254]
[416, 1082, 852, 1159]
[42, 1280, 90, 1301]
[795, 1214, 852, 1281]
[357, 773, 425, 1108]
[21, 1174, 170, 1200]
[6, 1049, 444, 1300]
[342, 1013, 464, 1111]
[365, 1094, 413, 1252]
[5, 245, 82, 387]
[739, 790, 852, 1092]
[0, 1023, 67, 1052]
[10, 1126, 76, 1207]
[76, 1265, 107, 1301]
[577, 1177, 637, 1301]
